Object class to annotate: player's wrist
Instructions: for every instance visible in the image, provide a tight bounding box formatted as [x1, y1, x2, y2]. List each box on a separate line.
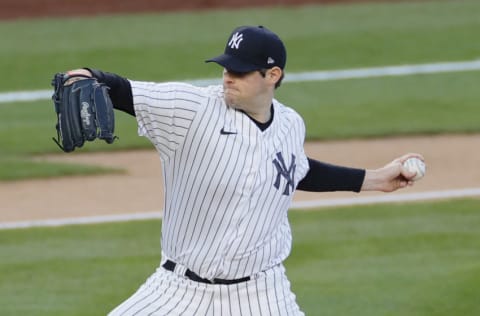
[360, 169, 381, 191]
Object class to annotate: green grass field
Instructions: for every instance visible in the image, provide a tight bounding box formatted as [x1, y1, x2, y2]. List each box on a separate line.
[1, 199, 479, 316]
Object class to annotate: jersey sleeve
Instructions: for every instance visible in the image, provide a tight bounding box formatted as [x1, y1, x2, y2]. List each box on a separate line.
[130, 80, 203, 160]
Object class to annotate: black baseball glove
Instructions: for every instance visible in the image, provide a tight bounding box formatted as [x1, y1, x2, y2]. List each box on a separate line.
[51, 73, 117, 152]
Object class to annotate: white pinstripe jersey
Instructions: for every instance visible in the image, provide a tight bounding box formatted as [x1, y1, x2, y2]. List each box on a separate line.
[131, 80, 309, 280]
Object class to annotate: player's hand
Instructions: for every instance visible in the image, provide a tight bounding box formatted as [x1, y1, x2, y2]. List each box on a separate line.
[361, 153, 425, 192]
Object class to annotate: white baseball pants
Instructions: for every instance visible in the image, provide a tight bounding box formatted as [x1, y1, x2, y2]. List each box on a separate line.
[108, 263, 305, 316]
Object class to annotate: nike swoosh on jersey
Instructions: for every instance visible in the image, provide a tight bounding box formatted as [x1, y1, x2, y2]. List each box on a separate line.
[220, 128, 237, 135]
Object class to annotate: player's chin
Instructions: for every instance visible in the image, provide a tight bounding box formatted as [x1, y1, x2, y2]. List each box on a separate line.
[224, 95, 240, 108]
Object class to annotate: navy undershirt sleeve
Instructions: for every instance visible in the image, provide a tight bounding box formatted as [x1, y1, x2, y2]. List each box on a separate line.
[297, 158, 365, 192]
[85, 68, 135, 116]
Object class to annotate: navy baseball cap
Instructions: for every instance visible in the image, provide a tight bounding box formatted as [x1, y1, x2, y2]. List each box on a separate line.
[206, 25, 286, 72]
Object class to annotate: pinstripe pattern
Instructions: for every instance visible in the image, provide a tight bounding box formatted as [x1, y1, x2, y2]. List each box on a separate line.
[109, 80, 309, 315]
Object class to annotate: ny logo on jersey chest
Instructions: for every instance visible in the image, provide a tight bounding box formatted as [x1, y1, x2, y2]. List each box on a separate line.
[272, 152, 296, 196]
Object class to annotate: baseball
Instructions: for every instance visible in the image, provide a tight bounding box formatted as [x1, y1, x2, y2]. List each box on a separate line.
[402, 157, 426, 181]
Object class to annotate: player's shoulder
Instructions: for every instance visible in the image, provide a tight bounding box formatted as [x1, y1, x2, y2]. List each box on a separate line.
[274, 99, 304, 126]
[130, 80, 208, 96]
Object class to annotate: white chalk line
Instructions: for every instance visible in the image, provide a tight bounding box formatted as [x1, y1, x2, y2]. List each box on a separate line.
[2, 59, 480, 104]
[1, 188, 479, 230]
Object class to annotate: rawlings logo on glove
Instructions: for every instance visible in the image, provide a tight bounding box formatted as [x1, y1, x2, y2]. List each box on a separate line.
[51, 73, 117, 152]
[80, 102, 92, 127]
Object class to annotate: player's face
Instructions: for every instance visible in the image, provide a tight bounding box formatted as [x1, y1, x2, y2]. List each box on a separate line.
[222, 69, 270, 110]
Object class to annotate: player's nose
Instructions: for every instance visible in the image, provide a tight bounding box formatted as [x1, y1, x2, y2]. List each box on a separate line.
[223, 73, 235, 86]
[223, 69, 234, 81]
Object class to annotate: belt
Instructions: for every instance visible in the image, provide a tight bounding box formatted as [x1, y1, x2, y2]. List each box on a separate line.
[162, 260, 250, 285]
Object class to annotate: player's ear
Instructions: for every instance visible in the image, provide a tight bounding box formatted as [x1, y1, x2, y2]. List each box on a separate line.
[267, 67, 283, 86]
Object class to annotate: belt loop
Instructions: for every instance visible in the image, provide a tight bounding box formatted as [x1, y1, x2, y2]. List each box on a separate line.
[174, 263, 187, 277]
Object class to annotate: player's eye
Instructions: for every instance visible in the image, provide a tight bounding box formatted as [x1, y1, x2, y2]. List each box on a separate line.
[224, 69, 268, 79]
[224, 69, 251, 78]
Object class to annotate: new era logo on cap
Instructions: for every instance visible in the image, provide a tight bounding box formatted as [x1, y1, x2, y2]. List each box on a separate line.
[206, 25, 287, 73]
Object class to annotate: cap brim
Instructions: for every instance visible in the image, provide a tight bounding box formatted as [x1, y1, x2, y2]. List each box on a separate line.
[206, 54, 260, 73]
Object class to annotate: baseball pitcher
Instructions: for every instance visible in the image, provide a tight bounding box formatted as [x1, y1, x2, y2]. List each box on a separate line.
[52, 25, 424, 315]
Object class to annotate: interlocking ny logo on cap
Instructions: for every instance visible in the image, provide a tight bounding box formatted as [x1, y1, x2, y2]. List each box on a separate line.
[228, 32, 244, 49]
